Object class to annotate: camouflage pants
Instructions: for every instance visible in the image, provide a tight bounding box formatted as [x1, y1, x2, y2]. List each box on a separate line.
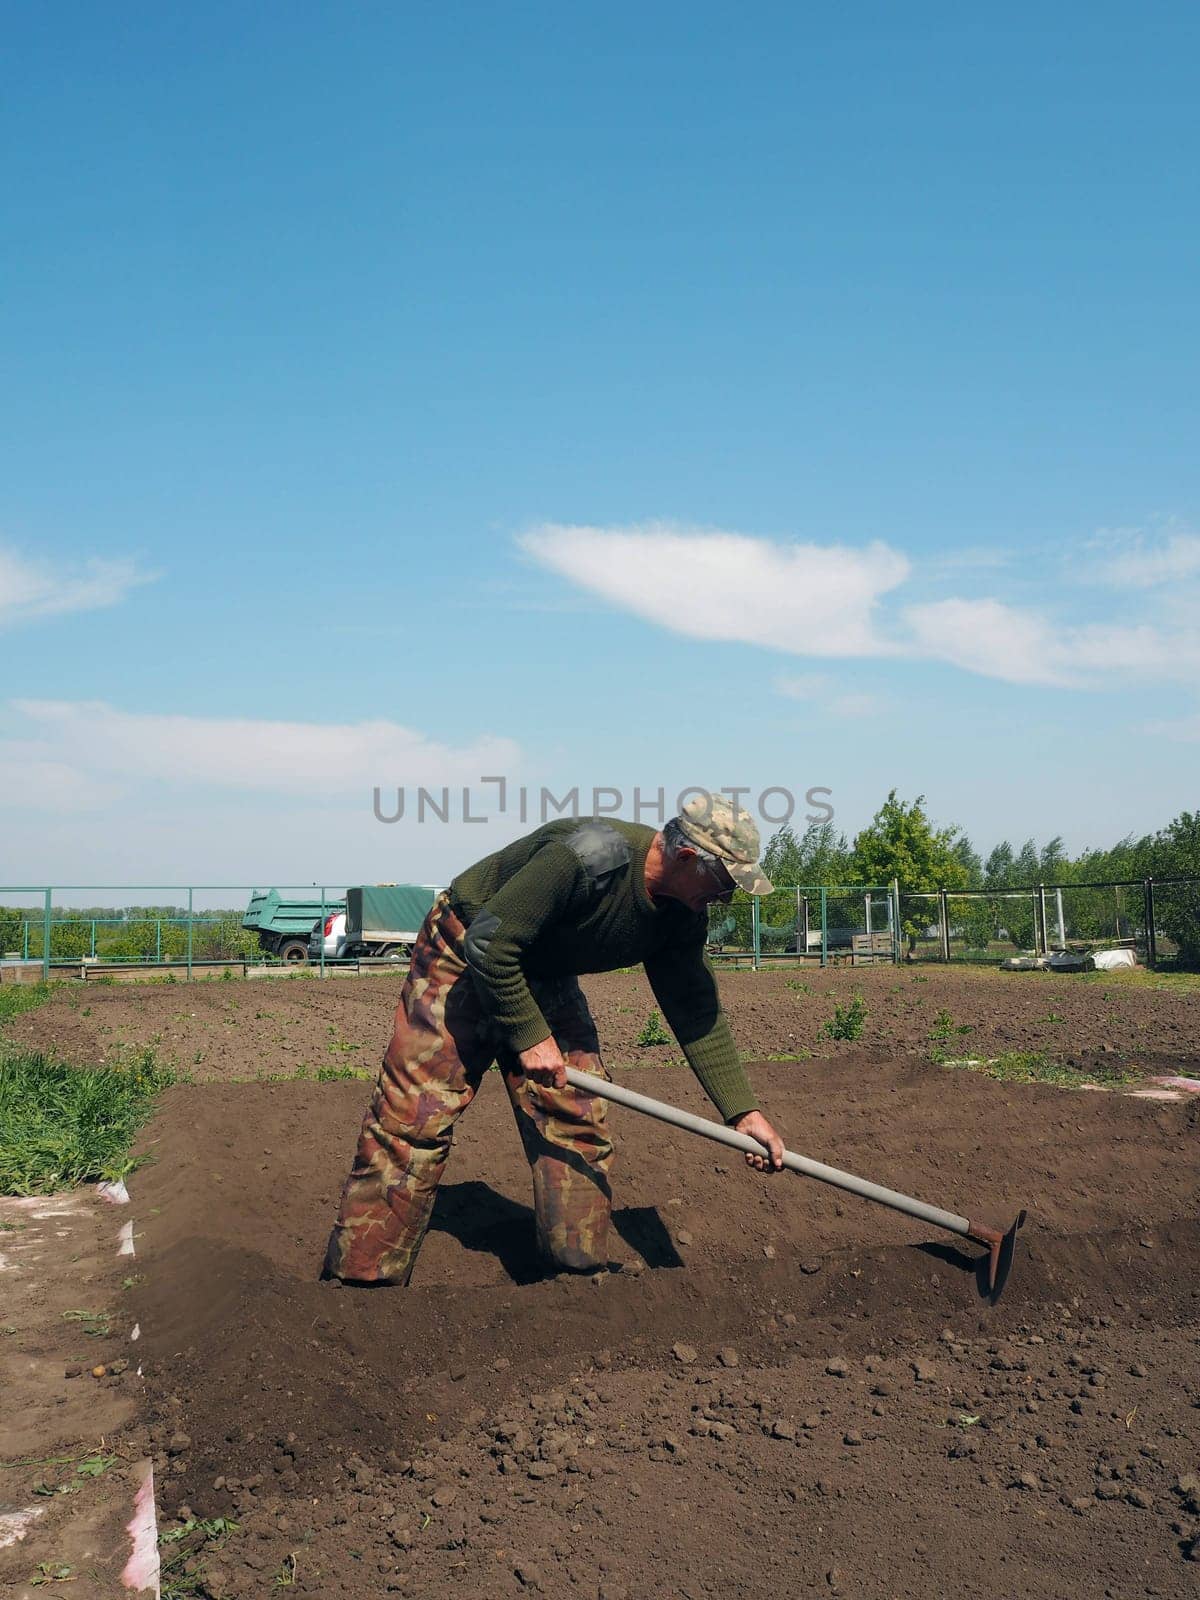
[322, 892, 614, 1285]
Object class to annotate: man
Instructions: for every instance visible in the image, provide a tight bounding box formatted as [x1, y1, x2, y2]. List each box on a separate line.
[322, 791, 785, 1286]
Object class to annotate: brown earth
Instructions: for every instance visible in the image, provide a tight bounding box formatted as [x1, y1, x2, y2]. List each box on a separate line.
[113, 1055, 1200, 1599]
[5, 970, 1199, 1597]
[8, 963, 1200, 1084]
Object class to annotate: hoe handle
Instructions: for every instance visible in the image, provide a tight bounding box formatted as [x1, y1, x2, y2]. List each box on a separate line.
[564, 1066, 972, 1239]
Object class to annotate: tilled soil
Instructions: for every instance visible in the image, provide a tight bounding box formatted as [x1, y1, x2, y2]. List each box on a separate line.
[8, 963, 1200, 1083]
[121, 1059, 1200, 1599]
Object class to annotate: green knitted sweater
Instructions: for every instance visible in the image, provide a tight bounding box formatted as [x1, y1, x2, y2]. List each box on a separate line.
[448, 818, 756, 1123]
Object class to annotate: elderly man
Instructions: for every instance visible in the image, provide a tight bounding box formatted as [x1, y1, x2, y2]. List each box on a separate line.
[322, 792, 784, 1286]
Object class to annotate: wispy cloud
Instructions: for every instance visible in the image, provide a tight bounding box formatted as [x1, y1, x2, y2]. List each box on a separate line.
[1088, 527, 1200, 589]
[0, 546, 156, 628]
[774, 673, 883, 719]
[1143, 711, 1200, 743]
[5, 701, 520, 801]
[519, 522, 909, 656]
[522, 520, 1200, 690]
[905, 601, 1200, 687]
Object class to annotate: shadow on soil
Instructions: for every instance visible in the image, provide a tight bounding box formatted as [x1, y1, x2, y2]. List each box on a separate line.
[428, 1180, 684, 1283]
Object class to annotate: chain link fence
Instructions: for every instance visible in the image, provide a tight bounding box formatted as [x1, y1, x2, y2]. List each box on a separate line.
[899, 878, 1200, 966]
[707, 884, 900, 968]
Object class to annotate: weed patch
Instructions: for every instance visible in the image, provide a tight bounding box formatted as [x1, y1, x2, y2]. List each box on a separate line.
[0, 1047, 173, 1195]
[636, 1011, 671, 1047]
[160, 1516, 240, 1600]
[820, 995, 867, 1042]
[0, 983, 55, 1027]
[929, 1007, 973, 1041]
[937, 1049, 1138, 1089]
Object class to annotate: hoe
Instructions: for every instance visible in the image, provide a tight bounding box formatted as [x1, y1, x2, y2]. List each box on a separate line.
[565, 1067, 1027, 1302]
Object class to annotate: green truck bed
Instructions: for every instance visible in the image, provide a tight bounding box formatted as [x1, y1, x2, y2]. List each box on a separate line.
[345, 885, 438, 940]
[242, 889, 345, 937]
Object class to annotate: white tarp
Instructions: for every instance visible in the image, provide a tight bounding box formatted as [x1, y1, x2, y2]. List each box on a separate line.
[1091, 948, 1137, 971]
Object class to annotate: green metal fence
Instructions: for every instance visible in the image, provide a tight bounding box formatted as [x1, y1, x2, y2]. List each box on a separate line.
[707, 882, 901, 969]
[3, 880, 905, 980]
[0, 886, 347, 980]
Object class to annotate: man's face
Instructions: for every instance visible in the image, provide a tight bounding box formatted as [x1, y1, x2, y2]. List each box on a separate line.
[680, 850, 737, 913]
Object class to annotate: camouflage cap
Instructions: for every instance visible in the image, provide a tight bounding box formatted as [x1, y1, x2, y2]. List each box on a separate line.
[674, 791, 773, 896]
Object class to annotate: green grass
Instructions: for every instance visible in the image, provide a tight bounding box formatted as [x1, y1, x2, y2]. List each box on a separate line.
[0, 983, 55, 1026]
[248, 1063, 371, 1083]
[938, 1048, 1139, 1089]
[0, 1046, 174, 1195]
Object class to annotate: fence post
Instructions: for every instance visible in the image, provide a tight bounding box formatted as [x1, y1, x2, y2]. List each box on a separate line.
[752, 897, 760, 971]
[891, 878, 901, 964]
[1144, 879, 1157, 968]
[320, 888, 327, 978]
[42, 889, 52, 981]
[938, 889, 950, 961]
[186, 888, 194, 980]
[1038, 884, 1048, 956]
[819, 887, 828, 968]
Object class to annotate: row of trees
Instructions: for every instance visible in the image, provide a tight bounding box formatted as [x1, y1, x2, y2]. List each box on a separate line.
[1, 909, 262, 964]
[760, 794, 1200, 962]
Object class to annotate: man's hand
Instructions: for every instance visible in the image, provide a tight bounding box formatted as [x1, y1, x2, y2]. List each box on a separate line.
[516, 1037, 567, 1089]
[732, 1110, 785, 1173]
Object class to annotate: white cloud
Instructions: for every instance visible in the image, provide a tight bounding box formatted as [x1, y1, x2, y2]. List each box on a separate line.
[520, 520, 1200, 691]
[774, 673, 883, 719]
[1090, 529, 1200, 589]
[7, 701, 520, 799]
[904, 600, 1200, 687]
[0, 546, 156, 627]
[519, 522, 909, 656]
[0, 741, 122, 814]
[903, 599, 1072, 686]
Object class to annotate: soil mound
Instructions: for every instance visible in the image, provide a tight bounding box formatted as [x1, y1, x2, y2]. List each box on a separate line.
[126, 1060, 1200, 1598]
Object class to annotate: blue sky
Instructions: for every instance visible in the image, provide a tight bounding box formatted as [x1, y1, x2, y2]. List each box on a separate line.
[2, 2, 1197, 892]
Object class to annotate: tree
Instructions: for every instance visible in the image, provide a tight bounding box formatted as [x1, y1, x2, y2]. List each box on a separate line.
[952, 834, 984, 888]
[762, 820, 851, 886]
[984, 841, 1015, 889]
[1013, 839, 1041, 885]
[853, 792, 970, 890]
[852, 791, 970, 952]
[1145, 811, 1200, 965]
[1039, 836, 1069, 881]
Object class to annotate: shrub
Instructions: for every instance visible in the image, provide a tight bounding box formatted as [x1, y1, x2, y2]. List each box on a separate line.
[821, 995, 867, 1041]
[636, 1011, 671, 1047]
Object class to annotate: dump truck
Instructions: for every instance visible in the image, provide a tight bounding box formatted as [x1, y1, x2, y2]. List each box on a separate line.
[242, 889, 347, 964]
[245, 884, 439, 965]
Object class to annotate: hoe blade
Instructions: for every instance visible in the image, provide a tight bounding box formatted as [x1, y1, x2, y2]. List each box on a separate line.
[969, 1209, 1027, 1302]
